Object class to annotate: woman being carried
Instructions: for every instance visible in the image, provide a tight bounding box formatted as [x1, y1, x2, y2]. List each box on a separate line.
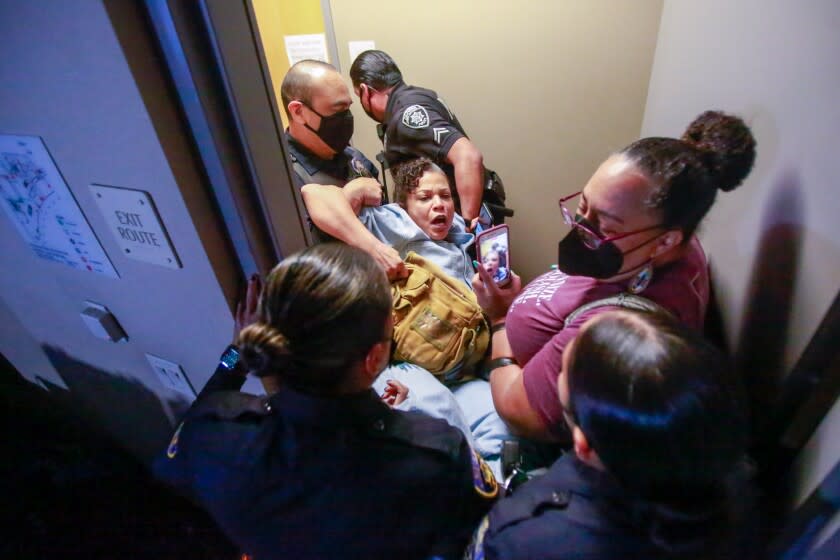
[303, 158, 511, 478]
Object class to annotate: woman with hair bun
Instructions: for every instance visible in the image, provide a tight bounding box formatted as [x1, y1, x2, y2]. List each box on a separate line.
[156, 244, 497, 560]
[474, 110, 757, 441]
[468, 309, 751, 559]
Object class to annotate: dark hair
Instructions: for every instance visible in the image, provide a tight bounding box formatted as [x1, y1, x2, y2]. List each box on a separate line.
[392, 157, 448, 206]
[621, 110, 756, 238]
[280, 59, 338, 118]
[238, 244, 391, 396]
[567, 310, 749, 555]
[349, 50, 403, 90]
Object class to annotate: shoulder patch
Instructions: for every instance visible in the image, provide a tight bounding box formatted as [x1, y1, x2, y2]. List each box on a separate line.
[471, 449, 500, 498]
[166, 422, 184, 459]
[402, 104, 430, 129]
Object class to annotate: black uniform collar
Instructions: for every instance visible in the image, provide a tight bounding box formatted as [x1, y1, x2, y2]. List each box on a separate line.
[267, 385, 390, 428]
[285, 130, 352, 178]
[383, 81, 409, 124]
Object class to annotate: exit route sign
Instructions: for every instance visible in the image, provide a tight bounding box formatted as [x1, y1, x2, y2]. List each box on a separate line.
[90, 184, 181, 270]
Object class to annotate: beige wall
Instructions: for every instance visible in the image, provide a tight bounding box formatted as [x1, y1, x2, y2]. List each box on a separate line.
[643, 0, 840, 538]
[330, 0, 663, 282]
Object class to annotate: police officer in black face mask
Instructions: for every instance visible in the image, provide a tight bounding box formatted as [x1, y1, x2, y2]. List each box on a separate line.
[282, 60, 401, 259]
[281, 59, 379, 190]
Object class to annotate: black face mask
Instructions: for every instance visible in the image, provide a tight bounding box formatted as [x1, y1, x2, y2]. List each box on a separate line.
[556, 229, 624, 279]
[556, 220, 661, 279]
[303, 104, 354, 153]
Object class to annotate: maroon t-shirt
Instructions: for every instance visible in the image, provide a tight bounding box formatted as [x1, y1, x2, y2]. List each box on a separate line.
[506, 237, 709, 436]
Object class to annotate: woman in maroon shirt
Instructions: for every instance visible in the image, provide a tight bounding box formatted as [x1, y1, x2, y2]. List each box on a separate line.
[473, 110, 756, 440]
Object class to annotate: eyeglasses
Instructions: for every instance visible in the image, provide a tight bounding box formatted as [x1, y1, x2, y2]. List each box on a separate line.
[558, 191, 663, 250]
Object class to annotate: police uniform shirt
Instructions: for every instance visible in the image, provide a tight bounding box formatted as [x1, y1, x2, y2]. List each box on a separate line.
[467, 454, 668, 560]
[156, 365, 498, 560]
[382, 82, 468, 181]
[285, 130, 378, 189]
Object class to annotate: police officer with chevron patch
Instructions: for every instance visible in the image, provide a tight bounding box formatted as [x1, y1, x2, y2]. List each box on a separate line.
[350, 50, 507, 226]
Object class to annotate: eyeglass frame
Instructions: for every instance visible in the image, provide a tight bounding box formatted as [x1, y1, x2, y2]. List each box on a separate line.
[558, 191, 665, 250]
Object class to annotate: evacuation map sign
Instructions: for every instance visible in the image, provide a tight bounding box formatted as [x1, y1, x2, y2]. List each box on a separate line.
[0, 135, 118, 278]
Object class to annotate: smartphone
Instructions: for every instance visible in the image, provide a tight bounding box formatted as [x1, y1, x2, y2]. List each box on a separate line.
[473, 202, 494, 234]
[475, 224, 511, 287]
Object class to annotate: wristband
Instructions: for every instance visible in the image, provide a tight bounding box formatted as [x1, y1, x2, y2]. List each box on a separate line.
[490, 322, 506, 334]
[488, 357, 518, 372]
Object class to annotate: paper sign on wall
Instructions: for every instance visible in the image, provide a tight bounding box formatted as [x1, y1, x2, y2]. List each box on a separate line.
[348, 40, 376, 64]
[284, 33, 329, 65]
[90, 184, 181, 270]
[0, 135, 119, 277]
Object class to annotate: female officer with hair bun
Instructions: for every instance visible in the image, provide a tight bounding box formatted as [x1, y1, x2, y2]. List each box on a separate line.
[474, 110, 757, 441]
[156, 243, 497, 560]
[467, 309, 752, 559]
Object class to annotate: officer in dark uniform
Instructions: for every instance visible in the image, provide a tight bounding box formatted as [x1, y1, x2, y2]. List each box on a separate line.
[464, 310, 751, 560]
[281, 58, 403, 266]
[350, 50, 507, 225]
[156, 244, 497, 560]
[281, 59, 378, 189]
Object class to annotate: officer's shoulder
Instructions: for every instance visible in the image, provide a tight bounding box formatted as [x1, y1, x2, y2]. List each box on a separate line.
[399, 84, 439, 101]
[382, 409, 467, 460]
[160, 392, 272, 471]
[188, 391, 273, 423]
[488, 457, 579, 532]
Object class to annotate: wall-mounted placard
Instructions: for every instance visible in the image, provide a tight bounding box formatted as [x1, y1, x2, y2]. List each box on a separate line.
[348, 40, 375, 64]
[284, 33, 328, 65]
[90, 184, 181, 269]
[0, 134, 118, 277]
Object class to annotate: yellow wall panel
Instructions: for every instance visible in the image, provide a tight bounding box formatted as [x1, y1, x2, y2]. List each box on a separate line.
[252, 0, 326, 127]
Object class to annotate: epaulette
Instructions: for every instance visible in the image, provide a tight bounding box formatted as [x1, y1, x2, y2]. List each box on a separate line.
[489, 464, 575, 531]
[164, 393, 271, 462]
[490, 483, 571, 531]
[188, 391, 273, 422]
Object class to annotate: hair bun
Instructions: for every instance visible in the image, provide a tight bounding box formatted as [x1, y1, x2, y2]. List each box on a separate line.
[238, 323, 291, 377]
[681, 111, 756, 192]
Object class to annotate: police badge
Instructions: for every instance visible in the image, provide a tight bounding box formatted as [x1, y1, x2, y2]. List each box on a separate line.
[402, 104, 430, 129]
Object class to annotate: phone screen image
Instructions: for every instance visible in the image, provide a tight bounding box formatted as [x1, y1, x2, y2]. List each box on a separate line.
[476, 225, 511, 286]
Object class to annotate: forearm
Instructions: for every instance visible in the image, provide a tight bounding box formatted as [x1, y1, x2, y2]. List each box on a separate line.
[453, 161, 483, 222]
[447, 138, 483, 221]
[301, 183, 384, 252]
[488, 325, 554, 440]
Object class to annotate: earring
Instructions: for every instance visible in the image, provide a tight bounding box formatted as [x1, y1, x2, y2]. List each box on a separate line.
[628, 262, 654, 294]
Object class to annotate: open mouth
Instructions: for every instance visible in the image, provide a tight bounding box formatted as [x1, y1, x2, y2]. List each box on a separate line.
[431, 215, 448, 226]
